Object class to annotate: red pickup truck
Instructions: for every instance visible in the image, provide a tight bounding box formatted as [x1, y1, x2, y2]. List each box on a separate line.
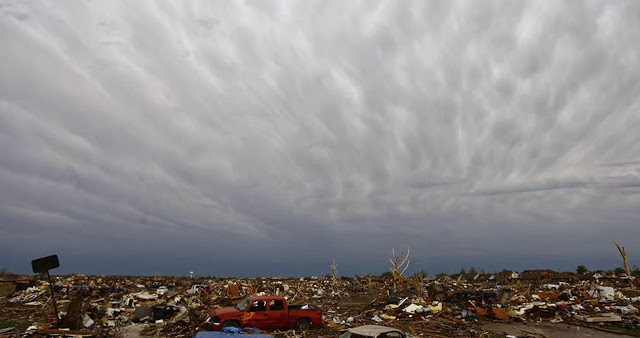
[209, 296, 322, 330]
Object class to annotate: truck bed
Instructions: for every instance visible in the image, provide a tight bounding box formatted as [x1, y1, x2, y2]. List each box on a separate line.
[288, 304, 318, 310]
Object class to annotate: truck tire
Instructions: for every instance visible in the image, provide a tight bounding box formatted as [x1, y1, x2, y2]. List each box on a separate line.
[222, 320, 239, 328]
[296, 318, 311, 331]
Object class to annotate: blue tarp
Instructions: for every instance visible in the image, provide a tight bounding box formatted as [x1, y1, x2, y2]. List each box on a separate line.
[221, 327, 243, 334]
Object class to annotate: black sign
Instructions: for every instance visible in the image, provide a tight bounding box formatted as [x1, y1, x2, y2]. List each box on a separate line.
[31, 255, 60, 273]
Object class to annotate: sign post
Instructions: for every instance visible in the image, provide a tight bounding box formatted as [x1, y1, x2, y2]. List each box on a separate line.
[31, 255, 61, 327]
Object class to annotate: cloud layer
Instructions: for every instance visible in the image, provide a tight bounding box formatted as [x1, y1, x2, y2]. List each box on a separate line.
[1, 1, 639, 276]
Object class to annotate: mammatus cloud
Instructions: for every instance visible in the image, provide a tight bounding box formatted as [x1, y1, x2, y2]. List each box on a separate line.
[1, 1, 639, 276]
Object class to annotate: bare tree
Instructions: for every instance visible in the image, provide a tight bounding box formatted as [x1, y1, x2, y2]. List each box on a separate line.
[389, 247, 411, 290]
[330, 259, 339, 292]
[614, 241, 635, 288]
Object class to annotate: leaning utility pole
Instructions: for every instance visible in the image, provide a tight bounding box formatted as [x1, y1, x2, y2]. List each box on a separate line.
[31, 255, 61, 327]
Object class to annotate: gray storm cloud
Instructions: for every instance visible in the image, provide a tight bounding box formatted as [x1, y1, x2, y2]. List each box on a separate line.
[1, 0, 639, 276]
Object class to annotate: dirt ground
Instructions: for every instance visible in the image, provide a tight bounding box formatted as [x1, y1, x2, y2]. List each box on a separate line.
[483, 322, 635, 338]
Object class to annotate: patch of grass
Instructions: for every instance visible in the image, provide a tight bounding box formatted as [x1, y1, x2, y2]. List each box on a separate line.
[576, 323, 640, 337]
[611, 327, 640, 337]
[0, 319, 31, 331]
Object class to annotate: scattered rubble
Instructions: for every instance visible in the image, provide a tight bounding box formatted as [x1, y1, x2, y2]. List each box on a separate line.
[0, 270, 639, 337]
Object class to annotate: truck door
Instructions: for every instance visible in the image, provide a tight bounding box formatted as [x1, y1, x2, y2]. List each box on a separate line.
[244, 300, 269, 329]
[266, 299, 287, 329]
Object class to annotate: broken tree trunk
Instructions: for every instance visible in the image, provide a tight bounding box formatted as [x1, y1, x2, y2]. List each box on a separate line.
[614, 241, 635, 289]
[61, 290, 91, 330]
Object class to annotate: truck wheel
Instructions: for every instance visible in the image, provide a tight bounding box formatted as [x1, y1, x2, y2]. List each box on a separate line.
[222, 320, 239, 328]
[296, 318, 311, 331]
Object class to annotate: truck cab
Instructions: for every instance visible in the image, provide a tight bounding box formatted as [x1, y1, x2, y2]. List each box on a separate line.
[209, 296, 322, 331]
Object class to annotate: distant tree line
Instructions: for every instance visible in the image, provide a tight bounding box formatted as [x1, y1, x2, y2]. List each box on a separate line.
[0, 268, 17, 277]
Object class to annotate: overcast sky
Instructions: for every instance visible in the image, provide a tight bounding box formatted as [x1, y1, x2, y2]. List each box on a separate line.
[1, 1, 639, 277]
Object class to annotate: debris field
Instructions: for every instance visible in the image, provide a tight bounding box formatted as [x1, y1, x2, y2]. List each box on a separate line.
[1, 270, 639, 337]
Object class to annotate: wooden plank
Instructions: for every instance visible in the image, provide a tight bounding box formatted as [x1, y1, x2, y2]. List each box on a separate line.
[574, 313, 622, 323]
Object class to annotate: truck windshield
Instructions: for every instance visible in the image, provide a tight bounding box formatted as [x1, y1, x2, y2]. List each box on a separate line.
[235, 298, 250, 311]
